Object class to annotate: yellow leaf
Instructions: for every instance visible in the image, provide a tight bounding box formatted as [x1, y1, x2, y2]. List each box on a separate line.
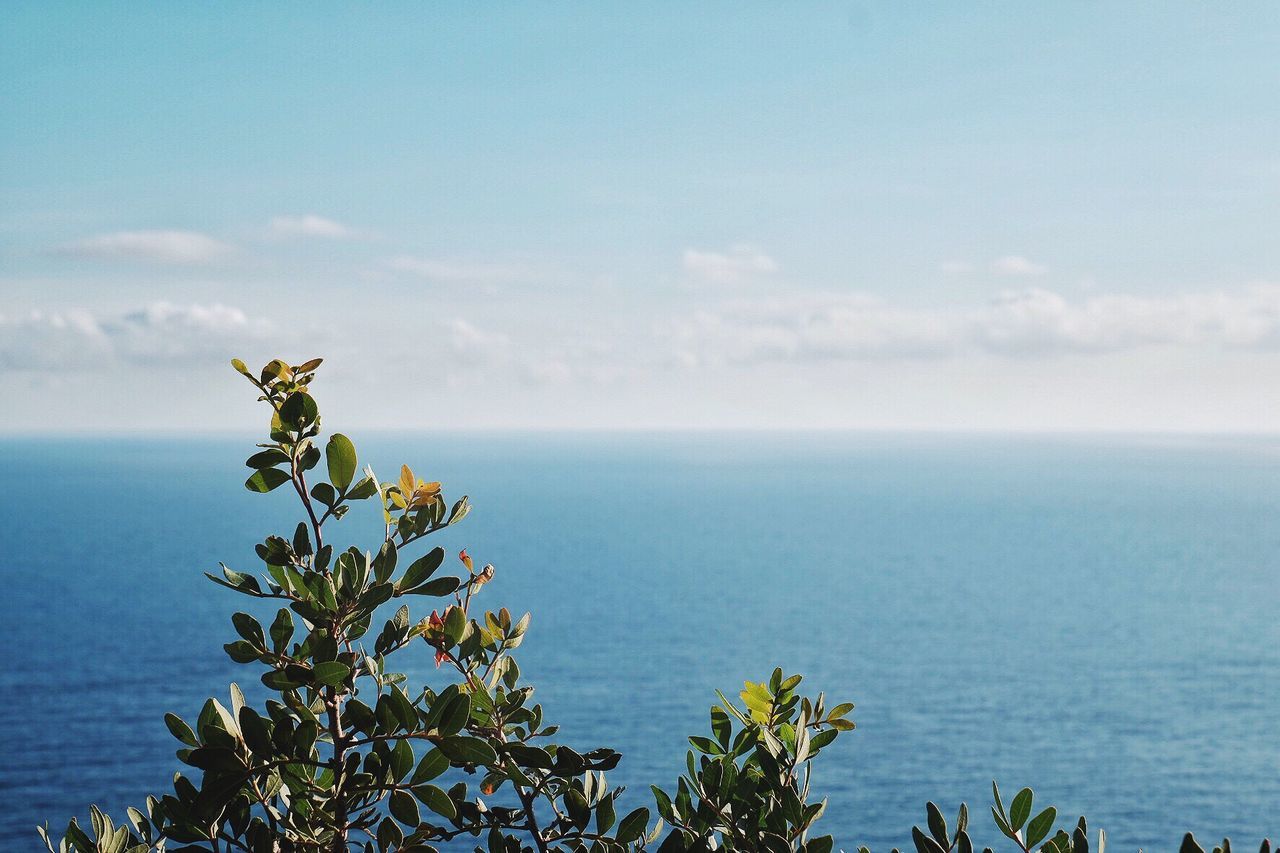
[399, 465, 415, 496]
[389, 491, 407, 509]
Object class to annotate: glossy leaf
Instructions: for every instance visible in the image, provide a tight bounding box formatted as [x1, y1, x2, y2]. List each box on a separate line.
[325, 433, 357, 491]
[245, 468, 291, 493]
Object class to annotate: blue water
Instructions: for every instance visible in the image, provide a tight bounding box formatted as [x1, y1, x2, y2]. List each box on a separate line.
[2, 433, 1277, 850]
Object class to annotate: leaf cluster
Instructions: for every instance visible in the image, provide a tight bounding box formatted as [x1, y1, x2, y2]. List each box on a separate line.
[41, 358, 851, 853]
[650, 670, 852, 852]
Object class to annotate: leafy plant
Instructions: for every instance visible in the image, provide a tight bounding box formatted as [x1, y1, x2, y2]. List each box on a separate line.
[855, 783, 1272, 853]
[651, 670, 852, 852]
[40, 357, 850, 853]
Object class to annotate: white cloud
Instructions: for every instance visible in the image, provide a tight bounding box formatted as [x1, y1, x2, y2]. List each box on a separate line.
[268, 214, 356, 239]
[0, 310, 113, 370]
[669, 293, 955, 366]
[385, 255, 527, 284]
[446, 318, 510, 355]
[976, 286, 1280, 355]
[683, 244, 778, 284]
[667, 284, 1280, 366]
[59, 230, 232, 264]
[0, 302, 272, 370]
[991, 255, 1048, 276]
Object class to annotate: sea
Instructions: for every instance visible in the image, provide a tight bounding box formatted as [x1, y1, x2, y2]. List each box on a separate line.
[1, 433, 1277, 850]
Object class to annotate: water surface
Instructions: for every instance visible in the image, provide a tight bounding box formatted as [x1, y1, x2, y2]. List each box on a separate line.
[2, 433, 1277, 848]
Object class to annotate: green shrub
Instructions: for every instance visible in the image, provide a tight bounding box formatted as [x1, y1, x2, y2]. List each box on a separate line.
[39, 358, 1272, 853]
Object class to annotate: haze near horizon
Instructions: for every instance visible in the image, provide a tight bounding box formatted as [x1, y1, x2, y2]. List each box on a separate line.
[2, 2, 1279, 432]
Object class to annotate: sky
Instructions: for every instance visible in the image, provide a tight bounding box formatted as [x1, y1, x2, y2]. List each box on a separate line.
[2, 2, 1280, 432]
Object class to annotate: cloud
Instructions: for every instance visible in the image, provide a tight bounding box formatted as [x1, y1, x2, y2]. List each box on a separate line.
[445, 318, 510, 356]
[976, 286, 1280, 355]
[268, 214, 356, 239]
[670, 294, 955, 366]
[0, 310, 114, 370]
[991, 255, 1048, 276]
[385, 255, 528, 284]
[667, 285, 1280, 366]
[0, 302, 273, 370]
[683, 244, 778, 284]
[59, 230, 232, 264]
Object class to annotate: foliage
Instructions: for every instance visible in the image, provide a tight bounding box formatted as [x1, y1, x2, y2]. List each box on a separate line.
[38, 357, 1273, 853]
[651, 670, 851, 852]
[40, 358, 848, 853]
[856, 788, 1273, 853]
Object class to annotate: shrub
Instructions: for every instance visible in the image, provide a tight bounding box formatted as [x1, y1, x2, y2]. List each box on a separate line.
[40, 358, 1272, 853]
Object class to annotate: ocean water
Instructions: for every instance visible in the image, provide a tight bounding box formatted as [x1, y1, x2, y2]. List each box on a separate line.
[1, 433, 1277, 850]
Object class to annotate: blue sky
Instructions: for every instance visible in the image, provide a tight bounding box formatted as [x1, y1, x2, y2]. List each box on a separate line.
[2, 2, 1279, 431]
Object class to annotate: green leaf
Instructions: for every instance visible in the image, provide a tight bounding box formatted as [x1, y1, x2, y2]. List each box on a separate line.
[912, 826, 946, 853]
[1180, 834, 1206, 853]
[443, 605, 467, 645]
[1009, 788, 1033, 830]
[616, 807, 650, 844]
[651, 786, 674, 821]
[390, 738, 414, 781]
[399, 547, 445, 591]
[325, 433, 357, 491]
[280, 392, 319, 429]
[373, 540, 398, 584]
[827, 702, 855, 720]
[507, 743, 553, 769]
[710, 705, 732, 748]
[312, 661, 351, 688]
[809, 728, 838, 752]
[164, 713, 198, 747]
[245, 468, 291, 493]
[992, 807, 1016, 841]
[245, 448, 290, 469]
[688, 736, 723, 755]
[224, 640, 261, 663]
[238, 707, 272, 755]
[596, 793, 617, 835]
[346, 475, 378, 500]
[411, 747, 449, 784]
[404, 575, 460, 597]
[412, 783, 457, 820]
[389, 789, 419, 826]
[389, 687, 419, 732]
[376, 818, 401, 851]
[231, 612, 265, 647]
[437, 692, 471, 736]
[260, 358, 290, 382]
[1026, 807, 1057, 849]
[269, 608, 294, 653]
[926, 801, 948, 846]
[437, 735, 497, 767]
[448, 496, 471, 524]
[310, 481, 337, 507]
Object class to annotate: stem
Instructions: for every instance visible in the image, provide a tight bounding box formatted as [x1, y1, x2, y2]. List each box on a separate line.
[291, 461, 324, 556]
[514, 782, 550, 853]
[326, 680, 348, 852]
[487, 699, 548, 853]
